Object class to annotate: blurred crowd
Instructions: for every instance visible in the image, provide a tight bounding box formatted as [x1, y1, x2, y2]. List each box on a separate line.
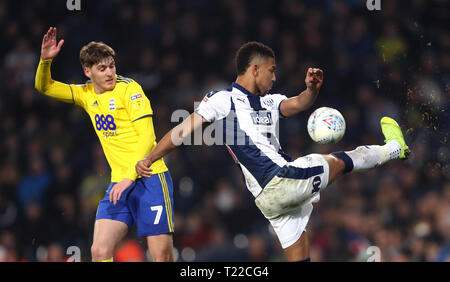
[0, 0, 448, 261]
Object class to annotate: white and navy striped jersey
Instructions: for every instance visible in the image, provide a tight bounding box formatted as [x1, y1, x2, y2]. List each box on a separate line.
[195, 82, 292, 197]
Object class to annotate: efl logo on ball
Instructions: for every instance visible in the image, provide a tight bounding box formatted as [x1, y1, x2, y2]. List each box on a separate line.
[307, 107, 346, 144]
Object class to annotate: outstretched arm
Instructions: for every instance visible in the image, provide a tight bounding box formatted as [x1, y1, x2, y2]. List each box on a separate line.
[279, 68, 324, 117]
[35, 27, 74, 103]
[136, 112, 206, 177]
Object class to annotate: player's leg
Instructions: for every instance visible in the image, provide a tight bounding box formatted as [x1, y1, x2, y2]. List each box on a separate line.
[131, 172, 175, 262]
[326, 116, 410, 184]
[266, 202, 314, 261]
[92, 182, 135, 261]
[321, 154, 345, 185]
[91, 219, 128, 261]
[146, 233, 174, 262]
[284, 230, 310, 262]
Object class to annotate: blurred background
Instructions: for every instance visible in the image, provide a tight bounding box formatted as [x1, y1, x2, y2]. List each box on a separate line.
[0, 0, 448, 262]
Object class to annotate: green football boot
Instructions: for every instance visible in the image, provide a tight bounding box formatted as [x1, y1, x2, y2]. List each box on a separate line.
[380, 117, 411, 159]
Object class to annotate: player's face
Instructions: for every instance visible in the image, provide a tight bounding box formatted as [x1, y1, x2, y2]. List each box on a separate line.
[255, 57, 276, 95]
[84, 57, 116, 93]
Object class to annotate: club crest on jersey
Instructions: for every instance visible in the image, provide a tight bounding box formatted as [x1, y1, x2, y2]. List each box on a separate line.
[262, 98, 274, 108]
[130, 93, 144, 109]
[250, 111, 273, 125]
[109, 98, 116, 111]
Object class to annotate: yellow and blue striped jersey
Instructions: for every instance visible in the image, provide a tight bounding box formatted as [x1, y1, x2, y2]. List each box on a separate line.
[35, 58, 168, 183]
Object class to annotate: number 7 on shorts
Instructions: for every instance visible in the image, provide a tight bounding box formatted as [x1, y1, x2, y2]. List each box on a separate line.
[151, 205, 162, 224]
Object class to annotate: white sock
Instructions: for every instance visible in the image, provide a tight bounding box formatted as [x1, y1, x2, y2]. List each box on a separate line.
[345, 141, 401, 171]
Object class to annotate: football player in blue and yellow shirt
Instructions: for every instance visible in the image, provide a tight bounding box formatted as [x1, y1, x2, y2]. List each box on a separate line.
[35, 27, 174, 262]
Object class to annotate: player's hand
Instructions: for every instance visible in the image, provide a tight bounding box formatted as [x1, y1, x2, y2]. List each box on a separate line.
[136, 158, 153, 178]
[41, 27, 64, 60]
[109, 178, 134, 205]
[305, 68, 323, 92]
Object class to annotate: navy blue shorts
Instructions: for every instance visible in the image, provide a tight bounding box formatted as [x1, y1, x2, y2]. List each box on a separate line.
[96, 171, 174, 237]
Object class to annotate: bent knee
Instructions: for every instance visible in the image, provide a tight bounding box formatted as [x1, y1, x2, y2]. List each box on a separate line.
[151, 251, 174, 262]
[322, 154, 345, 184]
[153, 255, 174, 262]
[322, 154, 344, 169]
[149, 245, 174, 262]
[91, 243, 114, 261]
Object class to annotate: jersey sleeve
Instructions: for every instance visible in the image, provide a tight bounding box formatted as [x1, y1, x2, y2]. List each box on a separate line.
[68, 84, 87, 108]
[35, 58, 74, 104]
[35, 58, 89, 108]
[123, 81, 153, 122]
[194, 90, 231, 122]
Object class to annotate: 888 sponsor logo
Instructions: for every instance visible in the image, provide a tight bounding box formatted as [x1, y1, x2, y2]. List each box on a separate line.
[95, 114, 118, 138]
[95, 114, 117, 131]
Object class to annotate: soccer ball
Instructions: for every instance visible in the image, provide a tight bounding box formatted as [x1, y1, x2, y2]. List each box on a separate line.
[307, 107, 346, 144]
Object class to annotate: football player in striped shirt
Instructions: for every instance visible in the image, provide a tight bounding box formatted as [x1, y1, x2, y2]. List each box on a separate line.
[132, 41, 410, 261]
[35, 27, 174, 262]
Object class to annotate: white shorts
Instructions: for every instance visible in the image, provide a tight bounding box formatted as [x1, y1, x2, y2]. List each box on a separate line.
[254, 154, 330, 249]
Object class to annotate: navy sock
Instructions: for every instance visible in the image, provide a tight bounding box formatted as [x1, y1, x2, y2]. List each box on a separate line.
[331, 151, 354, 173]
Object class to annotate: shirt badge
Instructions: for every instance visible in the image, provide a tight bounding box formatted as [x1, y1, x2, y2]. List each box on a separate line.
[130, 93, 144, 109]
[109, 98, 116, 111]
